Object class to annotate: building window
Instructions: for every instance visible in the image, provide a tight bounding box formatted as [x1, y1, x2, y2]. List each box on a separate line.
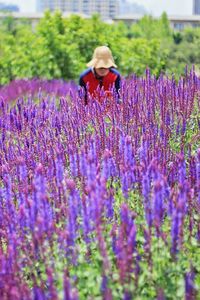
[192, 22, 200, 27]
[174, 23, 184, 30]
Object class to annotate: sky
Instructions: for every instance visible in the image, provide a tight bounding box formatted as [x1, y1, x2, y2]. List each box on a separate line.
[2, 0, 193, 16]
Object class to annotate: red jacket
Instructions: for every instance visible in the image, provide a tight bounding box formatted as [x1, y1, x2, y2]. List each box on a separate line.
[79, 67, 121, 104]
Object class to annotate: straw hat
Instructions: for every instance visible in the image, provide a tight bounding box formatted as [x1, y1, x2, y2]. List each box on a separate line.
[87, 46, 117, 69]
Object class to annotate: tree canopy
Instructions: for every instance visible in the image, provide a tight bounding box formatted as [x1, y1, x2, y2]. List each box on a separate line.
[0, 11, 200, 84]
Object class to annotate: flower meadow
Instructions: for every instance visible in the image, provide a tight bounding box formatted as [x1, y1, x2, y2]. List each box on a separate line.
[0, 70, 200, 300]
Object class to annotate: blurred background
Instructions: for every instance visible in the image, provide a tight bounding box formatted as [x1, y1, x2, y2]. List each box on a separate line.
[0, 0, 200, 84]
[0, 0, 195, 15]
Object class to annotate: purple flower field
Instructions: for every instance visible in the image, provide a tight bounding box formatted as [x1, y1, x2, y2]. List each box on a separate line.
[0, 70, 199, 299]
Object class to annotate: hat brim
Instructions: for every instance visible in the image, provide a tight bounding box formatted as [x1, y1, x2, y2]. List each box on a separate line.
[87, 58, 117, 68]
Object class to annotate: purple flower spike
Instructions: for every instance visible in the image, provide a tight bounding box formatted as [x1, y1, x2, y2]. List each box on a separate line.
[153, 179, 164, 235]
[33, 287, 46, 300]
[185, 266, 196, 300]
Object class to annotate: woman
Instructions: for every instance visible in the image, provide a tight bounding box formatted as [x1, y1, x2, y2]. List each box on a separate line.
[79, 46, 121, 105]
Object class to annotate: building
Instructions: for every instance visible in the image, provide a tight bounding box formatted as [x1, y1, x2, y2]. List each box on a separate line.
[0, 2, 19, 12]
[0, 11, 89, 29]
[37, 0, 119, 20]
[113, 14, 200, 30]
[119, 0, 146, 15]
[1, 12, 200, 31]
[193, 0, 200, 14]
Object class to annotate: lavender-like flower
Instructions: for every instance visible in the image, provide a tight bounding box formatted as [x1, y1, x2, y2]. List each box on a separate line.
[185, 266, 196, 300]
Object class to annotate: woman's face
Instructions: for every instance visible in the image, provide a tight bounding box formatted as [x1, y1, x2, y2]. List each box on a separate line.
[95, 68, 109, 77]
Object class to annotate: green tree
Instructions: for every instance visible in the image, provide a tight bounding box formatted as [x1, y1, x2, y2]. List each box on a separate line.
[1, 11, 199, 84]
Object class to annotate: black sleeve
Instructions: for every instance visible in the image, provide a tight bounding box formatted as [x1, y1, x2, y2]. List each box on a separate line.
[79, 76, 85, 88]
[115, 74, 121, 96]
[79, 76, 88, 105]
